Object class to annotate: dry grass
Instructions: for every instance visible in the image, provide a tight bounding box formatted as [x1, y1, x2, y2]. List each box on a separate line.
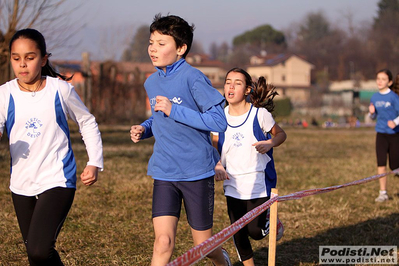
[0, 126, 398, 265]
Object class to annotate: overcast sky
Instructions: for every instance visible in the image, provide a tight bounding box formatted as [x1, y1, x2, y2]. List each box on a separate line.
[56, 0, 380, 60]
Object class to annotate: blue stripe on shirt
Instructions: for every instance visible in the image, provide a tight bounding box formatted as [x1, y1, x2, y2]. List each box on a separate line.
[55, 92, 77, 188]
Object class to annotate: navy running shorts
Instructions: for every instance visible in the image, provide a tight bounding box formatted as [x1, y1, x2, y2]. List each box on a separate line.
[152, 176, 215, 231]
[376, 132, 399, 170]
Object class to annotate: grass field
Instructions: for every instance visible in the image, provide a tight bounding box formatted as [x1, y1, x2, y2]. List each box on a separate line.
[0, 126, 398, 265]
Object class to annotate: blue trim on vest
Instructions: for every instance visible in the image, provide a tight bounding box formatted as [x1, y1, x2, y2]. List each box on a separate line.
[55, 92, 76, 188]
[227, 105, 253, 128]
[6, 95, 15, 174]
[252, 108, 277, 196]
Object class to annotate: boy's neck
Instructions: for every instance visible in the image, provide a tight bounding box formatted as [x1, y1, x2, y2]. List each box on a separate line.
[158, 58, 185, 76]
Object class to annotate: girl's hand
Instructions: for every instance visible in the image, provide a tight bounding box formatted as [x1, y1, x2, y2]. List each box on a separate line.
[388, 120, 396, 129]
[130, 125, 145, 143]
[80, 165, 98, 186]
[252, 140, 273, 154]
[154, 96, 172, 116]
[215, 161, 229, 181]
[369, 103, 375, 114]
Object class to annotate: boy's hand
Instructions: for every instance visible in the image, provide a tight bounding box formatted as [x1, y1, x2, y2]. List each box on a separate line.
[154, 96, 172, 116]
[215, 161, 229, 181]
[80, 165, 98, 186]
[130, 125, 145, 143]
[252, 140, 273, 154]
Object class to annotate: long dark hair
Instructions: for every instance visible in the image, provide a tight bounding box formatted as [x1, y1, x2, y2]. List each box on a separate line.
[225, 67, 278, 112]
[9, 28, 72, 81]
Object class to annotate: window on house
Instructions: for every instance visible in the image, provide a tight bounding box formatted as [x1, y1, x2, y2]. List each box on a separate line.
[282, 75, 286, 82]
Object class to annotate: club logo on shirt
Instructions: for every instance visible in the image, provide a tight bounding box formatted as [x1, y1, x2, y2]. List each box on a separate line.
[149, 96, 183, 109]
[171, 97, 182, 104]
[375, 101, 391, 108]
[232, 132, 244, 147]
[25, 118, 43, 138]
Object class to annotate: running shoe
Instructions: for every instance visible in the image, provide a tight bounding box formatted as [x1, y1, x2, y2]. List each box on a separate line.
[375, 193, 389, 202]
[263, 213, 284, 241]
[212, 247, 232, 266]
[221, 247, 232, 266]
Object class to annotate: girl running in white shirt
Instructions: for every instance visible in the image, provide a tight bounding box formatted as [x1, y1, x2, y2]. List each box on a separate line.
[214, 68, 286, 266]
[0, 28, 103, 265]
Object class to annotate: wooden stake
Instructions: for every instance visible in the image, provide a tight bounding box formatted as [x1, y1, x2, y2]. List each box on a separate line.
[268, 188, 278, 266]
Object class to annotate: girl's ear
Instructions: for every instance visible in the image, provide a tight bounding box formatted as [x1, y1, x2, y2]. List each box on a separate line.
[177, 44, 187, 57]
[245, 86, 251, 96]
[388, 80, 393, 87]
[41, 54, 48, 67]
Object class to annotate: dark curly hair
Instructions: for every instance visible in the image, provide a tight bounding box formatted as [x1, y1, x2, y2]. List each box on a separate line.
[150, 14, 195, 58]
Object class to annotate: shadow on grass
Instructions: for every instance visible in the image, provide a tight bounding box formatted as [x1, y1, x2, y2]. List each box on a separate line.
[250, 213, 399, 266]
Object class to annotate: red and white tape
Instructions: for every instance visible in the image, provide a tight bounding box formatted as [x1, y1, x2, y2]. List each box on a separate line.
[167, 169, 399, 266]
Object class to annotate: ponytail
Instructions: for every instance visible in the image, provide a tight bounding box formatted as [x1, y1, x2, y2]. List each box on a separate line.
[250, 76, 278, 112]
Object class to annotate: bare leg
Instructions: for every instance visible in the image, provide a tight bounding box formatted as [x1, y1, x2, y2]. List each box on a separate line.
[378, 166, 387, 191]
[151, 216, 178, 266]
[191, 227, 228, 266]
[242, 258, 255, 266]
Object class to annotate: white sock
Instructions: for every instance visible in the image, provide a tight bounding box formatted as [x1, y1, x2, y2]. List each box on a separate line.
[379, 190, 387, 195]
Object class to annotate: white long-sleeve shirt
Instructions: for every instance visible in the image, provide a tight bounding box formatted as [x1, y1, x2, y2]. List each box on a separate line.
[0, 76, 103, 196]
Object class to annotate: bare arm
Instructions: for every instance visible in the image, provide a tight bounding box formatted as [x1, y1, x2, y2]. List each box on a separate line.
[252, 123, 287, 154]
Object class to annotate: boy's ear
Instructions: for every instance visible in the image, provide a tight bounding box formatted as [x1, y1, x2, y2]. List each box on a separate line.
[177, 44, 187, 56]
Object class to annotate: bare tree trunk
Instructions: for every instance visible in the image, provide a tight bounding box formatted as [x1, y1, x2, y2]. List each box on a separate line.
[81, 52, 92, 111]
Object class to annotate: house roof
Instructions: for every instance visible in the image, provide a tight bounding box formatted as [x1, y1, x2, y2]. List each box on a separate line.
[52, 60, 82, 72]
[52, 60, 156, 76]
[249, 53, 314, 67]
[186, 53, 226, 68]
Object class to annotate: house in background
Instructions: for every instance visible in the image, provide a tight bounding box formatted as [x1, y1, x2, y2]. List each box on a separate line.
[53, 57, 156, 123]
[324, 79, 377, 119]
[51, 52, 319, 123]
[246, 53, 314, 108]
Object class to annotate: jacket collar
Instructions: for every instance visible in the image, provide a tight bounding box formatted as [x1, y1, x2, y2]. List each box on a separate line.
[156, 58, 186, 77]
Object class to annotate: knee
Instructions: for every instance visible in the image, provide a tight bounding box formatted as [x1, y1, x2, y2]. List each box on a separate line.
[26, 244, 52, 263]
[247, 226, 264, 240]
[154, 234, 174, 254]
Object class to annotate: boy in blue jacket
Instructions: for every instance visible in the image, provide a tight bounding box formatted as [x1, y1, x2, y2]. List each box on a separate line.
[130, 14, 231, 266]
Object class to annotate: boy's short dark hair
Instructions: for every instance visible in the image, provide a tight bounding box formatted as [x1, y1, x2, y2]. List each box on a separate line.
[150, 14, 195, 58]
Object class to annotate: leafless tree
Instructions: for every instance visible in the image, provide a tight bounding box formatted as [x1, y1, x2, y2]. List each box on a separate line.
[0, 0, 82, 84]
[98, 24, 136, 61]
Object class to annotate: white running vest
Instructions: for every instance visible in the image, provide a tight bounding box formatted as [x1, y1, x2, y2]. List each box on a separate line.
[221, 105, 275, 199]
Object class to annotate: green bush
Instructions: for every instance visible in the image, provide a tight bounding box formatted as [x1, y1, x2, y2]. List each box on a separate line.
[274, 97, 292, 117]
